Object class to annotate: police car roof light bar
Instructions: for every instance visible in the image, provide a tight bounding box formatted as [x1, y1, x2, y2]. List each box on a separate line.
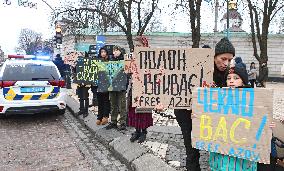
[8, 54, 36, 59]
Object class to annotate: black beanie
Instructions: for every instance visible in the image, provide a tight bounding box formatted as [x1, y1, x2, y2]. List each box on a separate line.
[226, 57, 248, 85]
[215, 37, 235, 57]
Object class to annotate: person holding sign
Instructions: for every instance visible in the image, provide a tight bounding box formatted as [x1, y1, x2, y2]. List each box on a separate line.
[96, 47, 111, 125]
[127, 36, 153, 143]
[155, 38, 235, 171]
[208, 57, 276, 171]
[105, 46, 128, 130]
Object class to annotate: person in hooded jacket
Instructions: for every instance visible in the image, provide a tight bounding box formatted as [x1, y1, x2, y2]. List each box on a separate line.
[53, 54, 69, 77]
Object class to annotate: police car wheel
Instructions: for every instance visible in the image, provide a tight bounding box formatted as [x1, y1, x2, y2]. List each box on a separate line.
[57, 109, 66, 115]
[0, 114, 6, 119]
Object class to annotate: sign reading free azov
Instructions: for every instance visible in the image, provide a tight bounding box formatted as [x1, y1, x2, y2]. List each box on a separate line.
[132, 48, 214, 109]
[192, 88, 273, 164]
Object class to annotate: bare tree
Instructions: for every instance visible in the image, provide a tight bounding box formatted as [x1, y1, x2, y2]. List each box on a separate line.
[53, 0, 120, 37]
[56, 0, 160, 50]
[174, 0, 203, 48]
[17, 28, 42, 55]
[246, 0, 284, 86]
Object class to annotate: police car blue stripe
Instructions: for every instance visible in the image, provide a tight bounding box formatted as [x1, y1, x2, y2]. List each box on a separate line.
[14, 94, 24, 100]
[47, 93, 57, 99]
[30, 95, 41, 100]
[3, 88, 9, 96]
[52, 87, 60, 93]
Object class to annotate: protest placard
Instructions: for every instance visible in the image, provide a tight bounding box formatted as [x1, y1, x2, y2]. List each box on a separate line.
[96, 60, 128, 92]
[64, 51, 85, 67]
[74, 56, 99, 85]
[192, 88, 273, 164]
[124, 53, 136, 74]
[132, 48, 214, 109]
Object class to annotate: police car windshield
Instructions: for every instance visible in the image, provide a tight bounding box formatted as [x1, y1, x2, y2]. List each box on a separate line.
[2, 63, 60, 81]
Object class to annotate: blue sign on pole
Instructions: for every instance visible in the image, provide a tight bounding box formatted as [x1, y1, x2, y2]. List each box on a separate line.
[96, 35, 106, 56]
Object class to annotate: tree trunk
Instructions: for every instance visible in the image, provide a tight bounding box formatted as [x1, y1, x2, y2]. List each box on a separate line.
[258, 62, 269, 87]
[126, 32, 134, 52]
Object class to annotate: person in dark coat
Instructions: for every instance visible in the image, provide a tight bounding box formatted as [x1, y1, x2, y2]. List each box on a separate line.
[155, 39, 235, 171]
[176, 39, 235, 171]
[53, 54, 68, 77]
[96, 47, 111, 125]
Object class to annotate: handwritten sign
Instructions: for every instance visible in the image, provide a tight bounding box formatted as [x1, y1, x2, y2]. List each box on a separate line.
[124, 53, 136, 74]
[97, 61, 128, 92]
[132, 48, 214, 109]
[192, 88, 273, 164]
[74, 57, 99, 85]
[64, 51, 85, 67]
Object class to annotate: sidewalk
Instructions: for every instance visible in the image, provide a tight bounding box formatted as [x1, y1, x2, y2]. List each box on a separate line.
[66, 82, 284, 171]
[66, 84, 210, 171]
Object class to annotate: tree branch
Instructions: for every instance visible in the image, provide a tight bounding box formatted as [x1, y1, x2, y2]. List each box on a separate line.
[139, 0, 157, 35]
[270, 4, 284, 21]
[58, 7, 127, 33]
[247, 0, 260, 61]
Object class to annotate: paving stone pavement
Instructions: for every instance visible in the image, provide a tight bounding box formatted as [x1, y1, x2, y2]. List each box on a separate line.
[0, 110, 128, 171]
[69, 82, 284, 170]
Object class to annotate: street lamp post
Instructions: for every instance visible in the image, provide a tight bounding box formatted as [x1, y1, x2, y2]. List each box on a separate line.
[226, 0, 230, 39]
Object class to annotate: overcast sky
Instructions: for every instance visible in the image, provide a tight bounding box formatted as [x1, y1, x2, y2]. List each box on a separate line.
[0, 0, 281, 54]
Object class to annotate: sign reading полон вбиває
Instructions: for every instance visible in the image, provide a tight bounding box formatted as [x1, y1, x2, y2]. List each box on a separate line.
[74, 57, 99, 85]
[132, 48, 214, 109]
[192, 88, 273, 164]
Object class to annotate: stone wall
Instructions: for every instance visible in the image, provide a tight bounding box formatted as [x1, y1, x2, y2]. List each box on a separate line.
[61, 32, 284, 77]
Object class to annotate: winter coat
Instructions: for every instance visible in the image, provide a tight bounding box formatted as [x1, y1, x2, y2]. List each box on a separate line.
[213, 64, 227, 87]
[248, 68, 257, 80]
[53, 57, 68, 77]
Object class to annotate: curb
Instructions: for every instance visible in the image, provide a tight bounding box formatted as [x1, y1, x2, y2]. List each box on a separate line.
[66, 92, 176, 171]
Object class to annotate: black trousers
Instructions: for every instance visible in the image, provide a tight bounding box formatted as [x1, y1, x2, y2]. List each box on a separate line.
[97, 92, 110, 120]
[257, 155, 279, 171]
[174, 109, 201, 171]
[78, 86, 89, 113]
[250, 79, 256, 88]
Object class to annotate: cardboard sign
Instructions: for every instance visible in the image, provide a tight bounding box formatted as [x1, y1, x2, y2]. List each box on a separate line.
[124, 53, 135, 74]
[192, 88, 273, 164]
[74, 57, 99, 85]
[64, 51, 85, 67]
[97, 60, 128, 92]
[132, 48, 214, 109]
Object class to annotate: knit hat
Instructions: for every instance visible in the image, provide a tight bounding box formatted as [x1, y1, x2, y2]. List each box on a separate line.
[215, 37, 235, 57]
[226, 57, 248, 85]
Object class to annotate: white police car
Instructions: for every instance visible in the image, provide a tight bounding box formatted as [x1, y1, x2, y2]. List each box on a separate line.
[0, 55, 66, 116]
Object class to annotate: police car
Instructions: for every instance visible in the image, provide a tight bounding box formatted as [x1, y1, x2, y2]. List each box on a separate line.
[0, 55, 66, 116]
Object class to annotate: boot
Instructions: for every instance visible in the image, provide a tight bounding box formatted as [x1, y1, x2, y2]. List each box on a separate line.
[83, 111, 88, 118]
[117, 123, 127, 131]
[105, 122, 117, 130]
[76, 110, 84, 116]
[137, 129, 147, 143]
[130, 130, 141, 142]
[101, 117, 109, 125]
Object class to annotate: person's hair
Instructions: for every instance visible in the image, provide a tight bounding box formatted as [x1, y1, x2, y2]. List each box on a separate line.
[98, 47, 109, 59]
[250, 62, 256, 70]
